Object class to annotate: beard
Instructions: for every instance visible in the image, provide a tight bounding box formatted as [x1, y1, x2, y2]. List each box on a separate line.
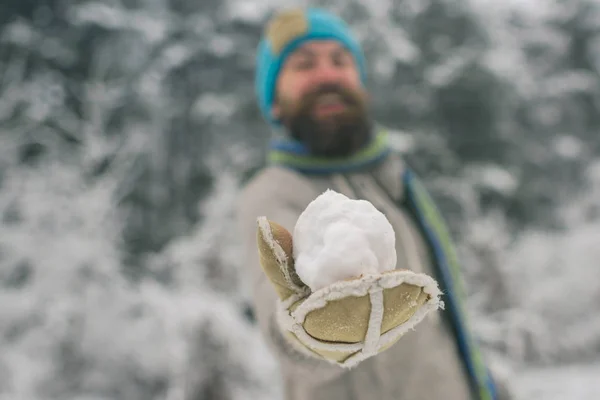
[278, 83, 373, 158]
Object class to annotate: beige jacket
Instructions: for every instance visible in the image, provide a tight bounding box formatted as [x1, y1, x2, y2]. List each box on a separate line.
[237, 153, 501, 400]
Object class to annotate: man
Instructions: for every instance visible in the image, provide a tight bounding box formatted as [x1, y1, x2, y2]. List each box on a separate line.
[237, 7, 511, 400]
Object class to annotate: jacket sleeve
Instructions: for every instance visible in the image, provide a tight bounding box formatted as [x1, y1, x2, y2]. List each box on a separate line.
[236, 181, 346, 383]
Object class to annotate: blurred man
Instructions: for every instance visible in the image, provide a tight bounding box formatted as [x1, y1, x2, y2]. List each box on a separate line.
[237, 7, 511, 400]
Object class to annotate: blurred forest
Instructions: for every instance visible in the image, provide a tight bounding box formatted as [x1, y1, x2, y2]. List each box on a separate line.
[1, 0, 599, 399]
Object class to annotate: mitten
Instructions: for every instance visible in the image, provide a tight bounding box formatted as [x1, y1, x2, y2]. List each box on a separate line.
[256, 216, 442, 368]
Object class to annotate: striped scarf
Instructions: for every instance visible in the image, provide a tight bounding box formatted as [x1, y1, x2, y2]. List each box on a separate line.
[268, 128, 391, 174]
[402, 169, 497, 400]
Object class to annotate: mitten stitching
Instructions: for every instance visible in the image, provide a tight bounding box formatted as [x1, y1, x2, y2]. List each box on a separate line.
[363, 288, 384, 356]
[275, 269, 443, 368]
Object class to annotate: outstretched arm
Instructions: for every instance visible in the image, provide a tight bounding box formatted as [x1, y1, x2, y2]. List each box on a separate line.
[236, 183, 346, 383]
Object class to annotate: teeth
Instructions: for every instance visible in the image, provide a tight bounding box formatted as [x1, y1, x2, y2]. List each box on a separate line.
[317, 94, 341, 105]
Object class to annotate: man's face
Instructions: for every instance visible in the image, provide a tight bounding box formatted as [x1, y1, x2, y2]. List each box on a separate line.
[272, 40, 372, 158]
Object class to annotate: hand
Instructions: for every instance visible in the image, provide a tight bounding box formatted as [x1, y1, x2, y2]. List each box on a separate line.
[256, 216, 443, 368]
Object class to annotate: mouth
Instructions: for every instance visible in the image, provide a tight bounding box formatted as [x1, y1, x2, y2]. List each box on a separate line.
[313, 93, 347, 116]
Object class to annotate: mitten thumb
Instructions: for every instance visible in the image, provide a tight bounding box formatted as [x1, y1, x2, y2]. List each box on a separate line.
[256, 216, 309, 301]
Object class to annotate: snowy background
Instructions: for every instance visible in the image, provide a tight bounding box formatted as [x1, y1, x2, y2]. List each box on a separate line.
[1, 0, 599, 399]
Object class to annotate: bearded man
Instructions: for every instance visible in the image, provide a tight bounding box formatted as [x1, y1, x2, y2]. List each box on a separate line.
[235, 7, 513, 400]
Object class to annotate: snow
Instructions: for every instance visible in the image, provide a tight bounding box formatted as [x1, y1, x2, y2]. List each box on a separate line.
[465, 164, 519, 195]
[387, 129, 417, 152]
[71, 4, 170, 44]
[553, 135, 584, 159]
[515, 363, 600, 400]
[293, 190, 397, 292]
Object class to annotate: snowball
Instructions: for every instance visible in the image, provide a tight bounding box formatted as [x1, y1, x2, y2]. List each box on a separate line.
[293, 189, 397, 291]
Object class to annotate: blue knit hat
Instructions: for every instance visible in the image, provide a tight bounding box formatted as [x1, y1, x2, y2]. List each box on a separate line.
[255, 8, 367, 124]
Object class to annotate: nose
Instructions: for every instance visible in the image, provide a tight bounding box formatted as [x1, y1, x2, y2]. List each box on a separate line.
[312, 60, 344, 84]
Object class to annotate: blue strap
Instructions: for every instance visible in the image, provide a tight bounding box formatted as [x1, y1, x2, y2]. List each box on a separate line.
[403, 168, 497, 400]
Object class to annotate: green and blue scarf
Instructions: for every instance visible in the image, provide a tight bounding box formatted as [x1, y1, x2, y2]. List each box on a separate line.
[268, 130, 498, 400]
[268, 129, 391, 174]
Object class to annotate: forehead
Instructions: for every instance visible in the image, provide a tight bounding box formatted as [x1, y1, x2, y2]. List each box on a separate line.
[288, 40, 350, 57]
